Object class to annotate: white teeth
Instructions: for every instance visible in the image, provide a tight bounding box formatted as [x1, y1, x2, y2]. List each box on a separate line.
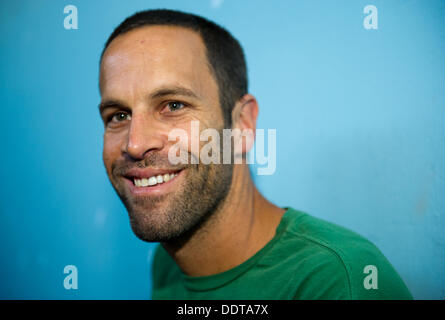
[134, 171, 179, 187]
[148, 176, 157, 186]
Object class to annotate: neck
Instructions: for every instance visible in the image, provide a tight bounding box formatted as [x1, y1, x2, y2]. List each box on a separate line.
[162, 164, 285, 277]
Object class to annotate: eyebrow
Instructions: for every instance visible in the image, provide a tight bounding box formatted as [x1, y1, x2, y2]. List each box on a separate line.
[98, 99, 128, 114]
[98, 86, 200, 114]
[149, 86, 200, 100]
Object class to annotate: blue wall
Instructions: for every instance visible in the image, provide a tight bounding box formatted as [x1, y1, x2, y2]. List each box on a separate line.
[1, 0, 444, 299]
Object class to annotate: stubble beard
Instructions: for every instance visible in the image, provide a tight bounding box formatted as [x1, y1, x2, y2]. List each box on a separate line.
[110, 156, 233, 244]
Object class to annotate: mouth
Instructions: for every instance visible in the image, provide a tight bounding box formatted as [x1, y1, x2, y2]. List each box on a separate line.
[122, 168, 184, 196]
[133, 171, 179, 187]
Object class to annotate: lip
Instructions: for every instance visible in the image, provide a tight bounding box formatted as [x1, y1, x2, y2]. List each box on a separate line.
[123, 168, 184, 196]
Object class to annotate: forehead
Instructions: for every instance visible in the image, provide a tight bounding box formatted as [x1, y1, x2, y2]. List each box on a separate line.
[100, 25, 216, 99]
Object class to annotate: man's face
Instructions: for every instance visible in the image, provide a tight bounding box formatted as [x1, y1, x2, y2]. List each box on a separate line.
[99, 26, 233, 242]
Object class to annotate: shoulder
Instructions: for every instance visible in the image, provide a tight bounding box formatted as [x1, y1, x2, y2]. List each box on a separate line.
[275, 208, 413, 299]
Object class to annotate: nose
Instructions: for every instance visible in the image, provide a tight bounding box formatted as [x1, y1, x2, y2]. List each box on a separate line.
[123, 112, 165, 160]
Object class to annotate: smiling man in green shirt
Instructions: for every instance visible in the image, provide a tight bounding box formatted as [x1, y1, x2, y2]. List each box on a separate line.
[99, 9, 412, 300]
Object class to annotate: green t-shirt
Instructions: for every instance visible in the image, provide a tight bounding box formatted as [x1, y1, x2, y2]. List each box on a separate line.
[151, 208, 413, 300]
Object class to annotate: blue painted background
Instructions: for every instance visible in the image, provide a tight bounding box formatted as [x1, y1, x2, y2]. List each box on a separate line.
[0, 0, 444, 299]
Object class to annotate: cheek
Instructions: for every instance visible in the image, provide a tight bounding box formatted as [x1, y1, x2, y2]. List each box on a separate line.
[166, 123, 194, 156]
[102, 131, 126, 173]
[173, 120, 223, 157]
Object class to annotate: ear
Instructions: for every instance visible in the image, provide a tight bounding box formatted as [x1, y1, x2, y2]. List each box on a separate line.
[231, 94, 259, 154]
[232, 94, 259, 131]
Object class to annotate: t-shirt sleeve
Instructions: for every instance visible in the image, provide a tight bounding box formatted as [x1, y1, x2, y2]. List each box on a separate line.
[337, 240, 413, 300]
[289, 210, 413, 300]
[290, 238, 413, 300]
[291, 249, 352, 299]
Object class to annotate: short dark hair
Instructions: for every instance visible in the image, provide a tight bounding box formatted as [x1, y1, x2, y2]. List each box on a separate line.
[101, 9, 248, 127]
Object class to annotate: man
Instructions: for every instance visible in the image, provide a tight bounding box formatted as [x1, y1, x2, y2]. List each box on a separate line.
[99, 9, 412, 299]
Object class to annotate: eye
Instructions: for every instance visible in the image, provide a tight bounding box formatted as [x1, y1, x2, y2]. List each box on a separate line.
[110, 111, 131, 123]
[165, 101, 186, 112]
